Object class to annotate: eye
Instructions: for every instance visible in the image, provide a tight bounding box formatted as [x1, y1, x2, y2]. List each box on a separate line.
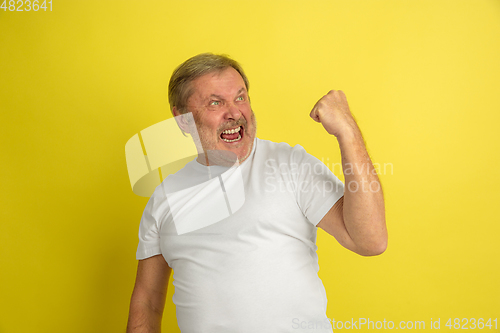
[210, 100, 221, 106]
[236, 96, 245, 101]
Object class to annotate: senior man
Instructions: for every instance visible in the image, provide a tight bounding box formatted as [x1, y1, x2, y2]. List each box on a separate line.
[127, 53, 387, 333]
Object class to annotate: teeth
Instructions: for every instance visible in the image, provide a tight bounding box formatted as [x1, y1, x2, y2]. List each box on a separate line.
[221, 133, 242, 143]
[222, 126, 241, 134]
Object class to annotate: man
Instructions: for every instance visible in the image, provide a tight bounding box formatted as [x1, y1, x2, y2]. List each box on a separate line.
[127, 53, 387, 332]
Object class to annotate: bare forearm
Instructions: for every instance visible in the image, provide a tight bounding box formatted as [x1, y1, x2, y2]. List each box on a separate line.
[338, 129, 387, 255]
[310, 90, 387, 255]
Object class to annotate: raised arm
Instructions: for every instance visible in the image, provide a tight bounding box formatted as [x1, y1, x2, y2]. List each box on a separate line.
[311, 90, 387, 256]
[127, 254, 172, 333]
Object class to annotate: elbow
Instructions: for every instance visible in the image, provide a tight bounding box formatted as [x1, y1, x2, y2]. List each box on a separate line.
[359, 218, 388, 256]
[356, 237, 388, 257]
[359, 243, 387, 257]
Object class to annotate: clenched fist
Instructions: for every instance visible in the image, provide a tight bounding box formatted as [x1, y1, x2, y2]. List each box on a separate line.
[309, 90, 360, 139]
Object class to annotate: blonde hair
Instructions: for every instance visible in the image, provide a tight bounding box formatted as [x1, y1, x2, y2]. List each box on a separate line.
[168, 53, 250, 115]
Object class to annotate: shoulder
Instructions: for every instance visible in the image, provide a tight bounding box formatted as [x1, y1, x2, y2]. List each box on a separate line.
[145, 184, 168, 217]
[255, 138, 308, 160]
[254, 138, 317, 178]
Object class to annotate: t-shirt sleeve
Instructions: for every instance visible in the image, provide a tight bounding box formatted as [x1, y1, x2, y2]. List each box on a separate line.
[291, 144, 344, 226]
[135, 194, 162, 260]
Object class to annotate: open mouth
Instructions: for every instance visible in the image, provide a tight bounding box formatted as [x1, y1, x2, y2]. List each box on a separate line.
[220, 126, 243, 143]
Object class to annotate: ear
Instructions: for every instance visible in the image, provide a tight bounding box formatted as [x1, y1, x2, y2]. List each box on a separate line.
[173, 107, 192, 133]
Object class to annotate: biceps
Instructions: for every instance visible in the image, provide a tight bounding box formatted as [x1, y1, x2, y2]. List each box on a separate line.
[132, 254, 172, 303]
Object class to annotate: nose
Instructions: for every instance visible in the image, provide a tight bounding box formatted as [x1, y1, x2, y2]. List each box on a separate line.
[224, 102, 241, 121]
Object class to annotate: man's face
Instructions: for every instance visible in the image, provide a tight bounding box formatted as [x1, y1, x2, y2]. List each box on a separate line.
[185, 67, 257, 164]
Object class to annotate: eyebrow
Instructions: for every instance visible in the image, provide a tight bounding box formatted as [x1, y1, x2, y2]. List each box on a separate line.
[235, 87, 246, 96]
[208, 88, 247, 100]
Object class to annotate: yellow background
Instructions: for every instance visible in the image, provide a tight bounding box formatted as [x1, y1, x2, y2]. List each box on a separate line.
[1, 0, 499, 331]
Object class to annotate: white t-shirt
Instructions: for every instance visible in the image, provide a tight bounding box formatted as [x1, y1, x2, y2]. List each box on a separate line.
[136, 138, 344, 332]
